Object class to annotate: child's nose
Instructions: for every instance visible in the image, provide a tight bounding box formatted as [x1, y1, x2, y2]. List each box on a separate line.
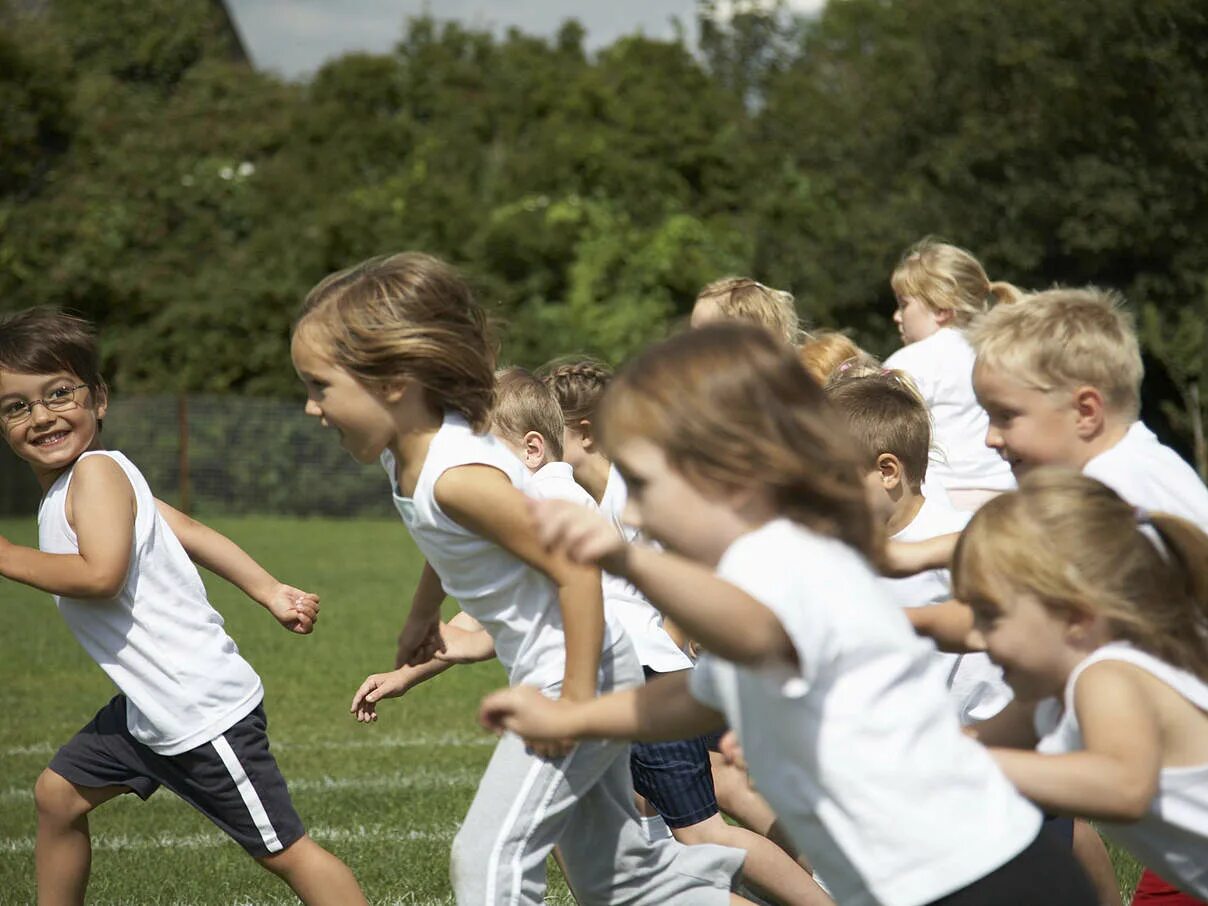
[304, 398, 322, 418]
[893, 308, 902, 325]
[984, 424, 1001, 449]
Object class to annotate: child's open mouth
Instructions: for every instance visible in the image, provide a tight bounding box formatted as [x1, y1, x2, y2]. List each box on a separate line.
[32, 430, 70, 447]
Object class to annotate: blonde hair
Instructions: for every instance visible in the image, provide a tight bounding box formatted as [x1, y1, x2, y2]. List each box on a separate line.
[695, 276, 803, 346]
[891, 237, 1022, 327]
[537, 357, 613, 425]
[826, 371, 932, 488]
[295, 252, 496, 430]
[967, 286, 1143, 418]
[798, 330, 878, 385]
[599, 323, 878, 562]
[491, 367, 565, 460]
[954, 469, 1208, 679]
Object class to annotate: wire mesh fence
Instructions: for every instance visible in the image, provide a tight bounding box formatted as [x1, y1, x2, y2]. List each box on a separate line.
[0, 395, 393, 518]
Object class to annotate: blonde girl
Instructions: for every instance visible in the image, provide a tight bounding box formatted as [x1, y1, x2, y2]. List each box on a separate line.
[691, 276, 803, 346]
[955, 469, 1208, 901]
[291, 253, 744, 905]
[481, 322, 1097, 906]
[885, 238, 1021, 510]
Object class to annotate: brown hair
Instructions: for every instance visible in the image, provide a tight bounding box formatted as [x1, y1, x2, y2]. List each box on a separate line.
[967, 286, 1143, 418]
[954, 469, 1208, 678]
[537, 357, 613, 425]
[891, 237, 1022, 328]
[826, 371, 932, 487]
[599, 322, 878, 561]
[798, 330, 878, 386]
[695, 276, 803, 346]
[295, 252, 496, 430]
[0, 308, 104, 391]
[491, 367, 565, 461]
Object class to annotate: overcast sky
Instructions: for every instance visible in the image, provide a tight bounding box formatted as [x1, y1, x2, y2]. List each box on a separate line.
[226, 1, 825, 80]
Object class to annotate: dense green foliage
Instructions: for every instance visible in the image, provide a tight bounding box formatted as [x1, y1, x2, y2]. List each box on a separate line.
[1, 0, 1206, 473]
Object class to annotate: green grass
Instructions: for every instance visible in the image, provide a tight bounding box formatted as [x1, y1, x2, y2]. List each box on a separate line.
[0, 516, 1144, 904]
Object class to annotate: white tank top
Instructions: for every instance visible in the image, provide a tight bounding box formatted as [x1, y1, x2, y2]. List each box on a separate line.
[384, 414, 618, 689]
[1036, 642, 1208, 897]
[38, 451, 263, 755]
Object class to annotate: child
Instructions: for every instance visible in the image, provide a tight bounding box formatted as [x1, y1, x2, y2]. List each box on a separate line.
[953, 469, 1208, 901]
[539, 357, 827, 905]
[691, 276, 804, 347]
[0, 309, 367, 906]
[826, 371, 1010, 724]
[884, 238, 1019, 510]
[481, 322, 1098, 906]
[291, 253, 744, 905]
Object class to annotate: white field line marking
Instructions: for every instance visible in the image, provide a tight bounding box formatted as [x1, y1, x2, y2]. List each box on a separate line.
[2, 767, 481, 805]
[0, 823, 454, 855]
[2, 732, 495, 759]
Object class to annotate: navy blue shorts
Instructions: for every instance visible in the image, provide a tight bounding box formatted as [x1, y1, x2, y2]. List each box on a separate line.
[629, 668, 720, 828]
[49, 695, 305, 858]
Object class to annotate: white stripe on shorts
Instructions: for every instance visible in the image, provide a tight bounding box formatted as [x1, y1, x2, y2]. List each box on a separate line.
[211, 734, 283, 853]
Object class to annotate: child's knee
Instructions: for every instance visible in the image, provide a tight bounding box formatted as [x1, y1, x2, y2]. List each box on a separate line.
[256, 834, 317, 877]
[34, 770, 91, 824]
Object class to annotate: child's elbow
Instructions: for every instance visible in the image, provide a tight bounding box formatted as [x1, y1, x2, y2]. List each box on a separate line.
[81, 569, 127, 599]
[1099, 778, 1156, 823]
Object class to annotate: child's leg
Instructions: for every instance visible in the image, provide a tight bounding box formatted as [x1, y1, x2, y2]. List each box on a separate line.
[257, 835, 367, 906]
[1072, 819, 1123, 906]
[33, 770, 127, 906]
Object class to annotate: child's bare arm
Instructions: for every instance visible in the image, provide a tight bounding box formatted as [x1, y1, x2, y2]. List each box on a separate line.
[990, 662, 1161, 822]
[882, 533, 959, 577]
[0, 455, 133, 598]
[437, 467, 603, 704]
[906, 599, 977, 653]
[155, 499, 318, 635]
[480, 670, 726, 745]
[964, 698, 1039, 749]
[395, 561, 447, 668]
[531, 498, 795, 666]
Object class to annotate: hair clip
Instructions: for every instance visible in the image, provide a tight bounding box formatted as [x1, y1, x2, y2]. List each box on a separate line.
[1133, 506, 1151, 525]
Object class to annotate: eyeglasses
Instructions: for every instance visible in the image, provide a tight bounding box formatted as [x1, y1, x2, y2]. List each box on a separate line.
[0, 383, 90, 426]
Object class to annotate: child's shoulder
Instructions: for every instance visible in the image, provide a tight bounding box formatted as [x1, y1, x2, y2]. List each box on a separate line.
[897, 495, 971, 542]
[1084, 422, 1208, 529]
[884, 329, 971, 376]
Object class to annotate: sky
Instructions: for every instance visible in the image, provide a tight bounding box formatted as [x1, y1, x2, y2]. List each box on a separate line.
[226, 0, 826, 80]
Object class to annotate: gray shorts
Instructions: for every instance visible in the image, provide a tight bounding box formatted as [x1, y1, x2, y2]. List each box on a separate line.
[451, 639, 744, 905]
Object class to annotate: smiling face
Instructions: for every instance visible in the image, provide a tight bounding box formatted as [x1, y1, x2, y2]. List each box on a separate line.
[973, 362, 1083, 477]
[291, 325, 399, 464]
[892, 293, 947, 345]
[0, 370, 107, 487]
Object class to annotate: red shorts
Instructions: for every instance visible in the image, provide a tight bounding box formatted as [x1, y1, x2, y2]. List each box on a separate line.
[1131, 869, 1206, 906]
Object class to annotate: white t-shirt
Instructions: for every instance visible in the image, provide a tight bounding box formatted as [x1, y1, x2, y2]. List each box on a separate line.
[1082, 421, 1208, 532]
[39, 451, 263, 756]
[525, 461, 595, 509]
[885, 328, 1016, 493]
[598, 465, 693, 673]
[882, 496, 1012, 724]
[385, 414, 619, 689]
[689, 519, 1039, 906]
[1036, 643, 1208, 897]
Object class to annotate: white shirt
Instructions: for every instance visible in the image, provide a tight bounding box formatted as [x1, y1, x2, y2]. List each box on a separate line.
[1082, 421, 1208, 532]
[885, 328, 1016, 492]
[1036, 643, 1208, 897]
[598, 465, 693, 673]
[384, 414, 619, 689]
[882, 496, 1012, 724]
[689, 519, 1040, 906]
[39, 451, 263, 755]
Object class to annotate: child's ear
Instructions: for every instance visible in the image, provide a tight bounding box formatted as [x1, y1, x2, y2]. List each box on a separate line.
[576, 418, 596, 453]
[523, 431, 547, 470]
[1071, 385, 1106, 438]
[876, 452, 903, 491]
[934, 308, 955, 327]
[94, 382, 110, 424]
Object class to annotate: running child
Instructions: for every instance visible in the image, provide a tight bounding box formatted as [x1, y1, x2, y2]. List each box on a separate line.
[884, 238, 1019, 510]
[482, 322, 1097, 906]
[291, 253, 744, 905]
[826, 370, 1010, 724]
[540, 357, 827, 905]
[953, 469, 1208, 901]
[0, 309, 367, 906]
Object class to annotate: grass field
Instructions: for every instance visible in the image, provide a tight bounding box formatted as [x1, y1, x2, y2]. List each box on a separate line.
[0, 515, 1143, 904]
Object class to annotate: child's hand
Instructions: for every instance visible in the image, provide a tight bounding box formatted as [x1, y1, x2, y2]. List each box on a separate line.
[881, 534, 958, 578]
[479, 685, 578, 758]
[434, 622, 496, 664]
[719, 729, 748, 772]
[265, 584, 320, 635]
[395, 611, 445, 669]
[350, 669, 413, 723]
[528, 499, 628, 574]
